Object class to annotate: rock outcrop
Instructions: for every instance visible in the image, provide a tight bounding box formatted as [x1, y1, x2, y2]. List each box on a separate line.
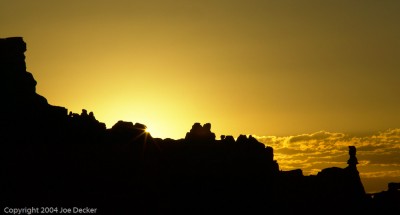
[370, 182, 400, 215]
[185, 122, 216, 143]
[1, 37, 68, 142]
[2, 37, 396, 214]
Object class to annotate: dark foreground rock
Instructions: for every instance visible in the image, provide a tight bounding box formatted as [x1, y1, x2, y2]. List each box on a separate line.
[1, 37, 399, 214]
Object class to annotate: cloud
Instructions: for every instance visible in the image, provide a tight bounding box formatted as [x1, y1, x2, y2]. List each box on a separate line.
[288, 131, 345, 143]
[255, 128, 400, 193]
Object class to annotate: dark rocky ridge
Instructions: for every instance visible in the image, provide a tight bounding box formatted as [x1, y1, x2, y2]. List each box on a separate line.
[1, 37, 399, 214]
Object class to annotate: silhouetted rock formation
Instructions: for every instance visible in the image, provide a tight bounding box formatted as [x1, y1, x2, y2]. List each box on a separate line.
[317, 146, 365, 195]
[281, 169, 303, 177]
[1, 37, 398, 214]
[1, 37, 68, 143]
[111, 120, 146, 134]
[347, 145, 359, 167]
[310, 146, 366, 213]
[185, 122, 216, 143]
[370, 182, 400, 215]
[388, 182, 400, 192]
[109, 120, 149, 143]
[220, 134, 235, 144]
[271, 146, 369, 214]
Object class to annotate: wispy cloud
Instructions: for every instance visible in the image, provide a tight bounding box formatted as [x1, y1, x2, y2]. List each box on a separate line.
[255, 128, 400, 193]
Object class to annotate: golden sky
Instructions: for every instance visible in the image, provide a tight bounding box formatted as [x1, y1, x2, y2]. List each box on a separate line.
[1, 0, 399, 192]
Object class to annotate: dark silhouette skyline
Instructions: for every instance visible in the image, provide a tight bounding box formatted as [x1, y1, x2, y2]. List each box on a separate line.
[1, 37, 399, 214]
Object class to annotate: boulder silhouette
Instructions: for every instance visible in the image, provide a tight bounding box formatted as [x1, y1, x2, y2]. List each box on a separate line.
[185, 122, 216, 143]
